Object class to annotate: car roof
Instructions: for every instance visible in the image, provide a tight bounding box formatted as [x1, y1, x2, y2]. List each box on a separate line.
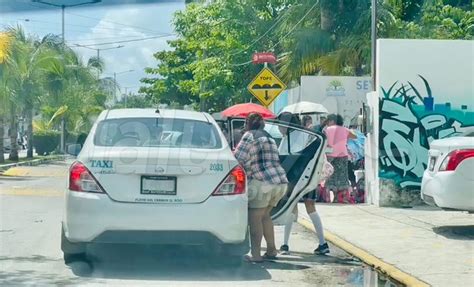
[101, 109, 210, 122]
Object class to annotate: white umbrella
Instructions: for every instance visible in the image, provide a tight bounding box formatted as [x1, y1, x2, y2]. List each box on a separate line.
[280, 101, 329, 115]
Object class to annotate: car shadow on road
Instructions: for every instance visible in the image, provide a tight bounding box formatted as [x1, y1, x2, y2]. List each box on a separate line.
[432, 225, 474, 240]
[70, 244, 276, 282]
[68, 244, 358, 282]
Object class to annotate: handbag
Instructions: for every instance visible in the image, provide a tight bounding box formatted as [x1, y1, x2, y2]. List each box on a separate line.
[321, 155, 334, 181]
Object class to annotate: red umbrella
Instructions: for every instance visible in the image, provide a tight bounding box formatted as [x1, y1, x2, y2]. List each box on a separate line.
[221, 103, 276, 119]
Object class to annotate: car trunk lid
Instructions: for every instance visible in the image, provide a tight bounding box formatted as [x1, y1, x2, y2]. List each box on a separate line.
[82, 147, 236, 204]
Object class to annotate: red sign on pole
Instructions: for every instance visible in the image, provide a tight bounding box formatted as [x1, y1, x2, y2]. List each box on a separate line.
[252, 52, 277, 64]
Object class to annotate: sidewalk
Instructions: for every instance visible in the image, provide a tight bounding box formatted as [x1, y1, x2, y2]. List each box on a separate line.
[0, 152, 68, 171]
[298, 204, 474, 287]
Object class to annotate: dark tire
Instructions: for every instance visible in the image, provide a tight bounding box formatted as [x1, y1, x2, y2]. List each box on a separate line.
[61, 226, 87, 263]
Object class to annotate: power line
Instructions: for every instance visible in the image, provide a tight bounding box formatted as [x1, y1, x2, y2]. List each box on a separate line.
[26, 2, 170, 35]
[1, 20, 168, 43]
[70, 34, 165, 43]
[15, 18, 155, 34]
[229, 60, 253, 67]
[72, 34, 175, 47]
[65, 11, 168, 35]
[2, 19, 124, 35]
[0, 20, 138, 37]
[269, 0, 320, 50]
[229, 6, 292, 57]
[229, 1, 319, 67]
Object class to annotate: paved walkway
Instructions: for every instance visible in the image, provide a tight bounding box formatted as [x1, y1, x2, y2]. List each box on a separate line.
[298, 204, 474, 287]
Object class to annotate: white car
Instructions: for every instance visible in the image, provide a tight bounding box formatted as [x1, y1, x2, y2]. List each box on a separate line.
[421, 131, 474, 212]
[62, 109, 326, 262]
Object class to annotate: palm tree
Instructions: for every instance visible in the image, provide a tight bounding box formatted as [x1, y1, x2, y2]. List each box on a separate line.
[6, 26, 61, 159]
[276, 0, 396, 82]
[0, 32, 12, 163]
[87, 56, 104, 78]
[41, 43, 105, 147]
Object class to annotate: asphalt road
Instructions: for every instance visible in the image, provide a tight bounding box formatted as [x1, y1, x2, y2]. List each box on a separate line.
[0, 162, 391, 286]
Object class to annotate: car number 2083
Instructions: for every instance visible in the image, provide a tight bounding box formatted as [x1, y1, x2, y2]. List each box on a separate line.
[210, 163, 224, 172]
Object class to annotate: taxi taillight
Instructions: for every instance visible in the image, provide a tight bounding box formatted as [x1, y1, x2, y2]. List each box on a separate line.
[439, 149, 474, 171]
[212, 166, 246, 196]
[69, 161, 105, 193]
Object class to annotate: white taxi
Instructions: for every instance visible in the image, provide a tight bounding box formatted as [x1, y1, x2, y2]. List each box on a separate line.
[421, 131, 474, 212]
[62, 109, 326, 262]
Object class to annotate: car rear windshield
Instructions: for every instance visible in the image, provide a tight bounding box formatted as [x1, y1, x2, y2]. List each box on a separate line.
[94, 117, 222, 149]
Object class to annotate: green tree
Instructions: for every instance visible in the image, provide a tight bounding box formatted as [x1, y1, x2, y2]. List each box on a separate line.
[5, 26, 62, 159]
[1, 26, 108, 161]
[0, 32, 12, 163]
[412, 2, 472, 39]
[142, 0, 472, 112]
[141, 0, 290, 112]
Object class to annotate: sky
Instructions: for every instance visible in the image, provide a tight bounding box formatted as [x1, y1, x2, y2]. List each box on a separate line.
[1, 0, 185, 96]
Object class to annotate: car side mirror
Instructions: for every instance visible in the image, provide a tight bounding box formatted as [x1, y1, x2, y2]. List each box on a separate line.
[66, 144, 82, 156]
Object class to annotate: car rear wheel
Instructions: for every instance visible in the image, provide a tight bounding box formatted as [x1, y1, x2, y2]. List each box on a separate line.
[221, 231, 249, 257]
[61, 226, 87, 263]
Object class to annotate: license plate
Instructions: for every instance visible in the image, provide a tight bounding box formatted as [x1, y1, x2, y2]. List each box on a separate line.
[141, 176, 177, 195]
[429, 157, 437, 171]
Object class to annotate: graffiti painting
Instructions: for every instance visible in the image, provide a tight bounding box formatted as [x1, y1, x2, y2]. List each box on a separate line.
[379, 75, 474, 188]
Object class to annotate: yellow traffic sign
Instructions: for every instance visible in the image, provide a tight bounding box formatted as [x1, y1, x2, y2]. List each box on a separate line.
[248, 67, 286, 107]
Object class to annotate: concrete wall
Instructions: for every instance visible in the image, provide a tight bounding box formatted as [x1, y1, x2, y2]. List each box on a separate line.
[364, 91, 380, 205]
[375, 39, 474, 206]
[300, 76, 371, 125]
[272, 76, 371, 124]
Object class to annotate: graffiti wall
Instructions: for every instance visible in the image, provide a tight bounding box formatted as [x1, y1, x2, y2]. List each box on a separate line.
[377, 39, 474, 204]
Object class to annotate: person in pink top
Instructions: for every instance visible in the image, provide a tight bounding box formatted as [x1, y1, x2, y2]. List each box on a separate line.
[324, 114, 356, 203]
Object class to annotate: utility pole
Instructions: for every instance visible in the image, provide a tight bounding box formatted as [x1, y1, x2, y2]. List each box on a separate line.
[110, 70, 134, 105]
[32, 0, 101, 154]
[124, 87, 128, 107]
[114, 72, 117, 104]
[123, 87, 132, 108]
[371, 0, 377, 91]
[61, 5, 65, 45]
[74, 44, 124, 78]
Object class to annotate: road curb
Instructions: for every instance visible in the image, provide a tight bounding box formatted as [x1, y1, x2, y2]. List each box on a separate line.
[298, 217, 430, 287]
[0, 155, 67, 172]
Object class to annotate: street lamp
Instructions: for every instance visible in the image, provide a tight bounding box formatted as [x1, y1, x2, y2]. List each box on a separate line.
[74, 44, 124, 61]
[32, 0, 102, 46]
[74, 44, 124, 77]
[32, 0, 101, 153]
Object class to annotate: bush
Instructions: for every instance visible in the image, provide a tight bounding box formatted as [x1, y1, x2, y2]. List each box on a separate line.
[33, 130, 60, 156]
[66, 132, 88, 146]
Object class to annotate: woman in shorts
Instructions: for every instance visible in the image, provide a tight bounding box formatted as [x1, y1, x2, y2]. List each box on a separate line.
[234, 113, 288, 263]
